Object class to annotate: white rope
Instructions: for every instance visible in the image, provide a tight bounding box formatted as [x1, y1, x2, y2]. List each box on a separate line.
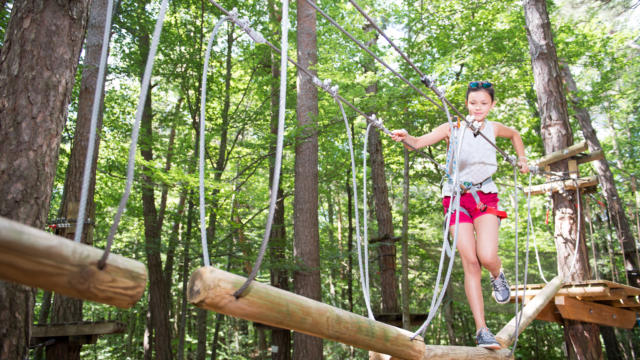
[74, 0, 115, 243]
[567, 181, 583, 277]
[530, 189, 550, 284]
[511, 170, 533, 354]
[363, 122, 373, 309]
[336, 99, 374, 319]
[234, 0, 289, 296]
[411, 120, 466, 338]
[100, 0, 170, 267]
[199, 16, 230, 267]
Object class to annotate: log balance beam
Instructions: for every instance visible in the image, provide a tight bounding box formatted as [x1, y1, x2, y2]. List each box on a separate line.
[188, 266, 512, 359]
[495, 276, 563, 347]
[0, 216, 147, 308]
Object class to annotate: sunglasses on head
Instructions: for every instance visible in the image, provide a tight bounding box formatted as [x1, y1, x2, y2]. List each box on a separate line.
[468, 81, 492, 89]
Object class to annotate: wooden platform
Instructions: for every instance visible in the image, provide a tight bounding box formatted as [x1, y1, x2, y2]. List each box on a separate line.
[509, 280, 640, 328]
[30, 321, 125, 347]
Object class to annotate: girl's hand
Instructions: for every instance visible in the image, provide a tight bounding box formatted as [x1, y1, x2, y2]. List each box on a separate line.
[390, 129, 408, 142]
[518, 156, 530, 174]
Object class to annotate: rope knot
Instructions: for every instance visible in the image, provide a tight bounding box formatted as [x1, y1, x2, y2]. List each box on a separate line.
[228, 8, 266, 44]
[312, 76, 339, 97]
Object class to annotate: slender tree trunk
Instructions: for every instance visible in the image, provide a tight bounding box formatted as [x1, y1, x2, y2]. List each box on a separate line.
[268, 2, 292, 358]
[560, 61, 640, 287]
[523, 1, 601, 358]
[177, 197, 195, 360]
[346, 175, 354, 312]
[139, 38, 172, 359]
[401, 149, 411, 330]
[293, 1, 322, 358]
[48, 1, 111, 357]
[363, 23, 399, 314]
[0, 1, 90, 359]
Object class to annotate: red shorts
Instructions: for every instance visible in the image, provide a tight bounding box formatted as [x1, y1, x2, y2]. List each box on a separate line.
[442, 192, 500, 226]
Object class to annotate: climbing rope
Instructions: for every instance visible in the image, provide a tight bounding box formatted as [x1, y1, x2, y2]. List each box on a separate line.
[411, 121, 466, 338]
[198, 16, 232, 268]
[233, 1, 289, 297]
[98, 0, 170, 269]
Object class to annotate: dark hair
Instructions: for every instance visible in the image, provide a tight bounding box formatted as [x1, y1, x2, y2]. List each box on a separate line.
[466, 81, 495, 102]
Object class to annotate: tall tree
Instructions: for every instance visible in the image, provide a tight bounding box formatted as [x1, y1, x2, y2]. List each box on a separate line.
[523, 0, 601, 358]
[0, 1, 90, 359]
[268, 1, 292, 359]
[560, 61, 640, 288]
[363, 22, 399, 315]
[293, 0, 322, 358]
[48, 0, 110, 357]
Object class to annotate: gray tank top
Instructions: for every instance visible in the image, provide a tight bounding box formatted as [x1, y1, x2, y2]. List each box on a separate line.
[442, 121, 499, 196]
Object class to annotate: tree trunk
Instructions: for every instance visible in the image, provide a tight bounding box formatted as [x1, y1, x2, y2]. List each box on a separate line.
[268, 1, 292, 358]
[523, 0, 601, 358]
[401, 149, 411, 330]
[177, 197, 194, 360]
[293, 0, 322, 358]
[368, 127, 399, 314]
[139, 42, 172, 359]
[48, 0, 110, 357]
[0, 1, 90, 358]
[560, 61, 640, 288]
[363, 22, 399, 314]
[347, 175, 354, 312]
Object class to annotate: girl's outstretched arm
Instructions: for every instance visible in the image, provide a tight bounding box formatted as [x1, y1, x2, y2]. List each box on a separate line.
[390, 123, 450, 151]
[494, 122, 529, 173]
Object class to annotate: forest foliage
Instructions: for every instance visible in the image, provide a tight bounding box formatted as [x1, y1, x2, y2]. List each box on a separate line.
[2, 0, 639, 358]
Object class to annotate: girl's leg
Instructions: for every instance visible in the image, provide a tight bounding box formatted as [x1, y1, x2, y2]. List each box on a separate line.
[474, 214, 501, 277]
[453, 223, 486, 331]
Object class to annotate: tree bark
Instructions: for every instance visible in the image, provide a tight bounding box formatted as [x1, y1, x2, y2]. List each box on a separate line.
[560, 61, 640, 288]
[293, 0, 322, 358]
[363, 23, 399, 314]
[48, 0, 110, 357]
[268, 1, 292, 358]
[0, 1, 90, 359]
[177, 198, 194, 360]
[523, 0, 601, 358]
[401, 149, 411, 330]
[139, 35, 172, 359]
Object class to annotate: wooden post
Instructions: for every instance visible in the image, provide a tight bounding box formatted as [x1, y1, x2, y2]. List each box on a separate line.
[188, 266, 513, 360]
[0, 216, 147, 308]
[496, 276, 563, 347]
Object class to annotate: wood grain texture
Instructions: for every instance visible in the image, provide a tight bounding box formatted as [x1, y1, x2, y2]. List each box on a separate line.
[0, 217, 146, 308]
[496, 276, 563, 347]
[189, 266, 513, 359]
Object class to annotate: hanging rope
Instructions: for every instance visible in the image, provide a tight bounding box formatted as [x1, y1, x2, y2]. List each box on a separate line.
[74, 0, 115, 245]
[98, 0, 170, 269]
[199, 16, 231, 267]
[233, 0, 289, 297]
[511, 170, 533, 355]
[411, 122, 466, 338]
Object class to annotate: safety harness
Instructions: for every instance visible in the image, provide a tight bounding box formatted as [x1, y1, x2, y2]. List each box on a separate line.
[454, 177, 508, 220]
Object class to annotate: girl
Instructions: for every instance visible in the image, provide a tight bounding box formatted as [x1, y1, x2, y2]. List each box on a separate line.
[390, 81, 529, 349]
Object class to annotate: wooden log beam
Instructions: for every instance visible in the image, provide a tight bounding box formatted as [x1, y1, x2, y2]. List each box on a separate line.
[31, 321, 126, 338]
[576, 149, 604, 165]
[496, 276, 563, 347]
[0, 216, 147, 308]
[188, 266, 512, 360]
[555, 296, 637, 329]
[534, 141, 587, 168]
[525, 175, 598, 196]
